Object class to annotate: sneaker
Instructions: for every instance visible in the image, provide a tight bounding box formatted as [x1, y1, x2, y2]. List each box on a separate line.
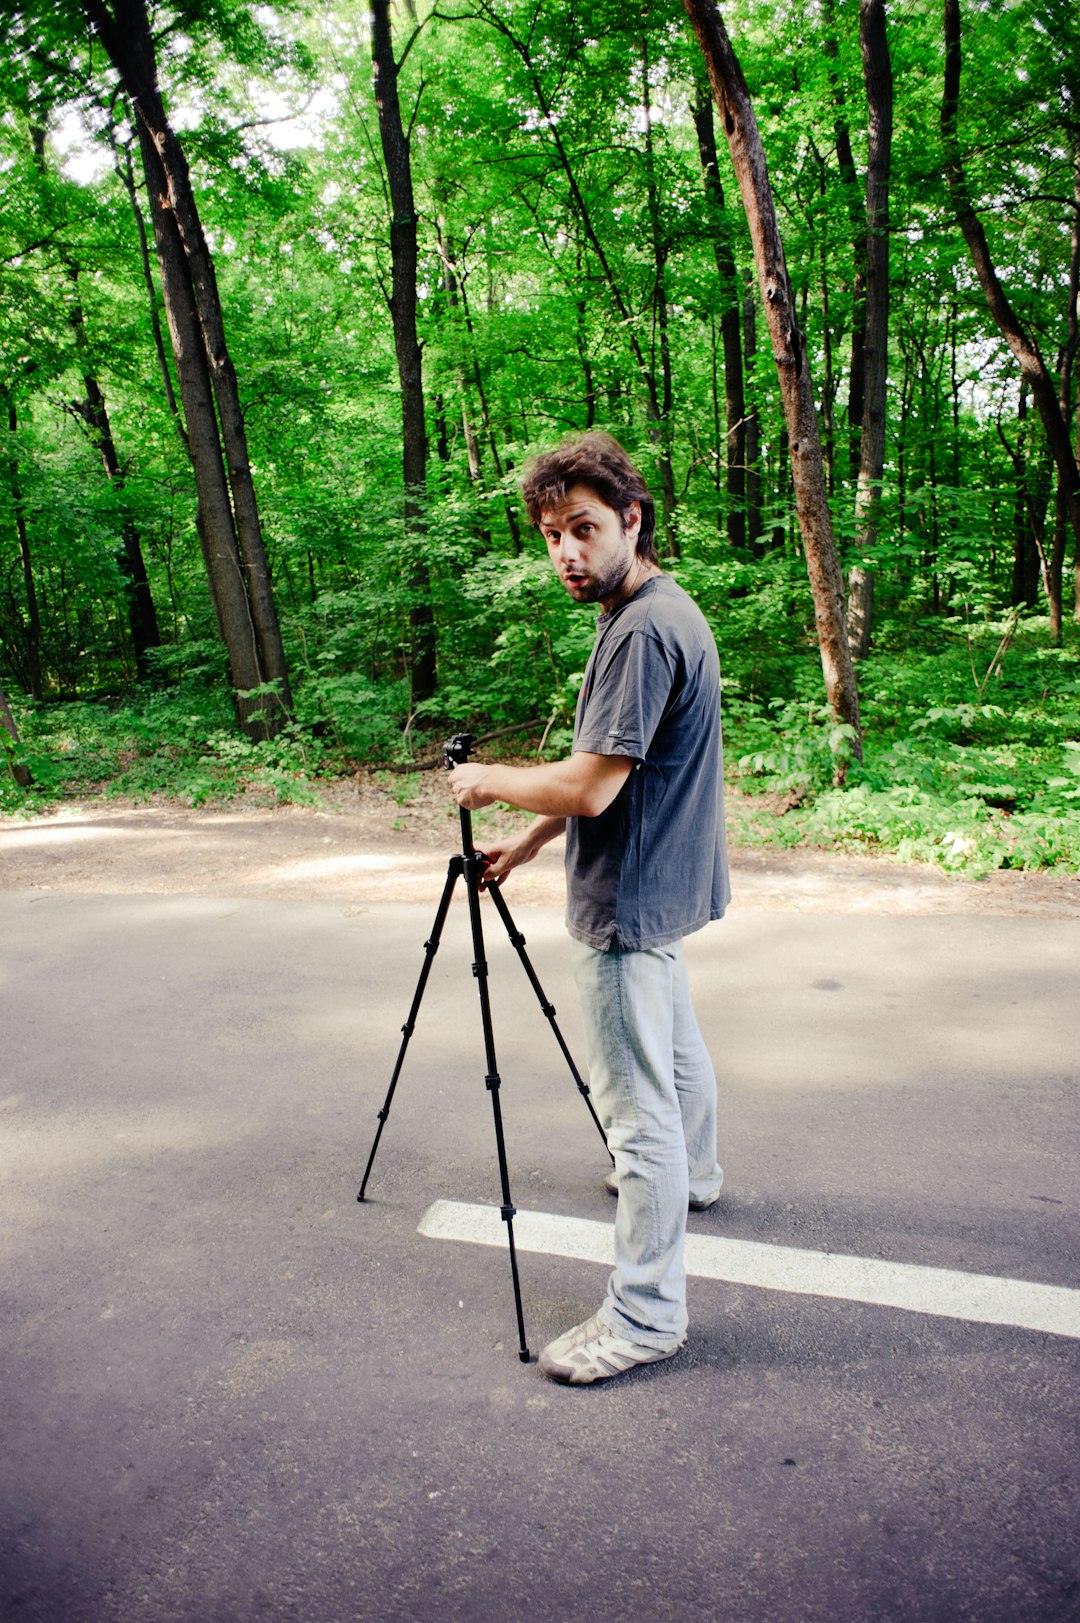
[538, 1312, 686, 1385]
[602, 1169, 722, 1212]
[689, 1186, 723, 1213]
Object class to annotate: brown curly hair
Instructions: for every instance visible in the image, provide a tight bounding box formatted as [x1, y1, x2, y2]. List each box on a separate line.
[519, 431, 658, 565]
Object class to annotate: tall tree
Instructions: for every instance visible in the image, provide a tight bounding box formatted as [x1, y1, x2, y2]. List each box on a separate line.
[821, 0, 867, 482]
[1060, 137, 1080, 620]
[941, 0, 1080, 640]
[847, 0, 893, 658]
[692, 72, 748, 550]
[639, 27, 679, 549]
[683, 0, 863, 764]
[2, 393, 44, 700]
[65, 303, 163, 679]
[79, 0, 293, 735]
[371, 0, 436, 704]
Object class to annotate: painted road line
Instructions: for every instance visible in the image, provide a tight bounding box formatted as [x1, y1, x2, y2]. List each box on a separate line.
[418, 1199, 1080, 1341]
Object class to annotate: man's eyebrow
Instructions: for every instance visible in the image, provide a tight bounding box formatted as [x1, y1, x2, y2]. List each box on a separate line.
[543, 508, 593, 528]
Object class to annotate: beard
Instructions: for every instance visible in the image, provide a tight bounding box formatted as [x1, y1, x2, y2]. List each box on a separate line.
[564, 547, 637, 605]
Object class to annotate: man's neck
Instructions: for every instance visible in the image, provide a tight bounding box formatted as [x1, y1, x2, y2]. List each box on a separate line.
[600, 559, 663, 615]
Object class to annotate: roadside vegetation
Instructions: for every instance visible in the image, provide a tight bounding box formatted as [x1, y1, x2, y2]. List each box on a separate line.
[5, 609, 1078, 880]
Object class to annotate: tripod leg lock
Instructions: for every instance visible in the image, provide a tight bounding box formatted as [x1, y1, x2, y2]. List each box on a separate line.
[500, 1203, 517, 1224]
[485, 1072, 501, 1093]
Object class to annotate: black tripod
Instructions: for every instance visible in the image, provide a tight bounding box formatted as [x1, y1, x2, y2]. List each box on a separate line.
[357, 733, 610, 1362]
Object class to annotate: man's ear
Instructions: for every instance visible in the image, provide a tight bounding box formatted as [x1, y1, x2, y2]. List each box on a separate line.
[625, 500, 641, 534]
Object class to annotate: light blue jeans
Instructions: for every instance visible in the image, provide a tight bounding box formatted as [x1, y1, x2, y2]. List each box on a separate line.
[570, 937, 723, 1349]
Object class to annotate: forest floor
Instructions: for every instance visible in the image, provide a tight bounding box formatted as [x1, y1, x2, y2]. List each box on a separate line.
[2, 767, 1078, 916]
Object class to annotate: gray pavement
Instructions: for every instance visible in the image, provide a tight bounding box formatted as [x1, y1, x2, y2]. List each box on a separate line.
[2, 888, 1079, 1622]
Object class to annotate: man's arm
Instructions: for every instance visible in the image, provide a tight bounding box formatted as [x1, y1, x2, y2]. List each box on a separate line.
[473, 813, 566, 886]
[448, 751, 634, 819]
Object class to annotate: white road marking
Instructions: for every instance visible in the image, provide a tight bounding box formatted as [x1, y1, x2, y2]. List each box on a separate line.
[418, 1199, 1080, 1341]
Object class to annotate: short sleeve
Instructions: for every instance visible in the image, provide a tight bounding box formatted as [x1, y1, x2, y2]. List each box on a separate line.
[574, 628, 676, 759]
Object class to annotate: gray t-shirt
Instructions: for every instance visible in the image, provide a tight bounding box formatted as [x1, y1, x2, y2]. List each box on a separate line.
[565, 574, 730, 951]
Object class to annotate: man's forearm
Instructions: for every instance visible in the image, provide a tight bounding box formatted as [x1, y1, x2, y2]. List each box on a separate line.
[519, 813, 567, 852]
[465, 755, 628, 818]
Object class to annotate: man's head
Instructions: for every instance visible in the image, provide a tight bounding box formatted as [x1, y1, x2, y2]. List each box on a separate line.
[520, 432, 658, 567]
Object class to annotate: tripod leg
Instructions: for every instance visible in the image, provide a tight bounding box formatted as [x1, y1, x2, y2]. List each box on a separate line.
[463, 851, 531, 1363]
[485, 881, 612, 1160]
[357, 858, 463, 1202]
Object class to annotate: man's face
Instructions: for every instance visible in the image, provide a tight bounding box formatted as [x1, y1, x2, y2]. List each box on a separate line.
[538, 482, 641, 609]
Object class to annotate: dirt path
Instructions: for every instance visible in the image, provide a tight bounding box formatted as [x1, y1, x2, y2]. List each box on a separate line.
[3, 777, 1077, 916]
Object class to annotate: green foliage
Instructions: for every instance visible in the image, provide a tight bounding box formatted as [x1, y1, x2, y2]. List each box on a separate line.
[0, 681, 328, 809]
[297, 669, 410, 763]
[729, 619, 1080, 874]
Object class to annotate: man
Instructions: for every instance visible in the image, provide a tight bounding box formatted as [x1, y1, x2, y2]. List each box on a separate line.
[449, 431, 729, 1385]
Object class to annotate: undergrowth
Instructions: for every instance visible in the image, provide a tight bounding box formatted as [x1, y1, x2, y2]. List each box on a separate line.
[2, 613, 1078, 877]
[724, 615, 1080, 875]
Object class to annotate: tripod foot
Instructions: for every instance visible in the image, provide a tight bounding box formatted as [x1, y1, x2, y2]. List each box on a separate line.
[519, 1348, 532, 1364]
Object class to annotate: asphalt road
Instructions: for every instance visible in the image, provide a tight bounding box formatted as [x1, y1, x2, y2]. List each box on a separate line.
[3, 887, 1079, 1622]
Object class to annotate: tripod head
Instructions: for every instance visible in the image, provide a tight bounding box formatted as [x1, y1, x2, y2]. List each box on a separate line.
[443, 732, 475, 769]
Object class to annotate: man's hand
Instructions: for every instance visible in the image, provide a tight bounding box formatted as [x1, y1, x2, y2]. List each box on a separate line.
[448, 763, 495, 810]
[476, 819, 566, 886]
[475, 832, 537, 886]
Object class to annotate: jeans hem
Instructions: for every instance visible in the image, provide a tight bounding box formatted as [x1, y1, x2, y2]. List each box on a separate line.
[598, 1305, 687, 1353]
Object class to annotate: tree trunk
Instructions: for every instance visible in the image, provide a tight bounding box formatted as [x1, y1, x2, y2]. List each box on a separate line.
[1008, 387, 1041, 608]
[450, 245, 523, 551]
[822, 3, 866, 480]
[0, 679, 32, 788]
[433, 393, 450, 466]
[743, 290, 763, 551]
[371, 0, 436, 704]
[684, 0, 863, 765]
[847, 0, 893, 658]
[1060, 141, 1080, 621]
[1049, 483, 1066, 640]
[64, 270, 162, 678]
[82, 0, 292, 738]
[692, 80, 747, 550]
[4, 397, 44, 701]
[135, 111, 270, 733]
[434, 224, 485, 492]
[814, 151, 837, 497]
[641, 36, 678, 556]
[949, 296, 962, 488]
[114, 134, 188, 455]
[143, 131, 293, 715]
[896, 340, 912, 545]
[941, 0, 1080, 574]
[31, 120, 162, 682]
[709, 314, 723, 512]
[576, 261, 597, 429]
